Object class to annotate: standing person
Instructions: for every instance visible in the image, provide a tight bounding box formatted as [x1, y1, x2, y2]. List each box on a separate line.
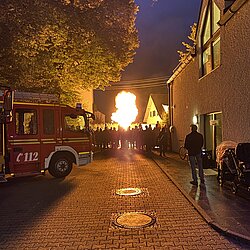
[120, 127, 126, 149]
[102, 126, 109, 149]
[184, 124, 205, 186]
[110, 127, 117, 149]
[145, 124, 154, 152]
[137, 124, 143, 150]
[153, 122, 161, 148]
[158, 126, 168, 157]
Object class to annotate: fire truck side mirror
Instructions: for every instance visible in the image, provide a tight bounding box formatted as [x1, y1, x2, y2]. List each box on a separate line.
[3, 90, 13, 112]
[85, 111, 95, 120]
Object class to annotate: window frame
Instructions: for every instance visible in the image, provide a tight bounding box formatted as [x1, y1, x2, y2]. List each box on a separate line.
[200, 0, 221, 76]
[15, 109, 38, 135]
[43, 109, 55, 135]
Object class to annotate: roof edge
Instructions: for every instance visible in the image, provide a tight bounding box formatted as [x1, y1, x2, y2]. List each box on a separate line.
[167, 54, 193, 84]
[219, 0, 248, 26]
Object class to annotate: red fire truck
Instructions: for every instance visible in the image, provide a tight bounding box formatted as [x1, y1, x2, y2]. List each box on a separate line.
[0, 88, 95, 182]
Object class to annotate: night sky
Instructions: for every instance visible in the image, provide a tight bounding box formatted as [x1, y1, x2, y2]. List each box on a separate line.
[94, 0, 201, 122]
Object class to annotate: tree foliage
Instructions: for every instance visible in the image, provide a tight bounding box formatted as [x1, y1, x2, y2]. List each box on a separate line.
[177, 23, 197, 64]
[0, 0, 139, 103]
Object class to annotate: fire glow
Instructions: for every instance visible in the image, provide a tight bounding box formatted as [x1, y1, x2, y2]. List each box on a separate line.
[111, 91, 138, 129]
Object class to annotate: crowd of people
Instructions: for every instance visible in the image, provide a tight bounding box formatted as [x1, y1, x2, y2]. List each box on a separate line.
[93, 123, 170, 156]
[93, 123, 206, 185]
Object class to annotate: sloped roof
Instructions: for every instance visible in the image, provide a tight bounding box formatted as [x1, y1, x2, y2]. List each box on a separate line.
[150, 94, 168, 118]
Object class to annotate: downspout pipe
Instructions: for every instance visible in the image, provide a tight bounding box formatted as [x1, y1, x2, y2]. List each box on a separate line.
[167, 81, 173, 151]
[167, 81, 173, 128]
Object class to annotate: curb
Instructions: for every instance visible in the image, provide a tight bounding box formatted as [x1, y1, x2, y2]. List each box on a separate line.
[152, 156, 250, 245]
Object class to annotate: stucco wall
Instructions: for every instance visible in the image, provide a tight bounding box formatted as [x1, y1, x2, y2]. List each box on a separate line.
[171, 0, 250, 152]
[171, 59, 200, 151]
[220, 0, 250, 141]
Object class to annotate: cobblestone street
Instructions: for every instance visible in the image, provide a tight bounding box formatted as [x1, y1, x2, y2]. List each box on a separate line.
[0, 150, 249, 249]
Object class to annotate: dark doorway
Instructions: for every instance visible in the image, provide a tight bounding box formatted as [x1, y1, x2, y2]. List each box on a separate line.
[204, 112, 222, 165]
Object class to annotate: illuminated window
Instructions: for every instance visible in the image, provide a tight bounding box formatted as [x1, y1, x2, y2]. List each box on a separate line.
[65, 115, 86, 132]
[201, 1, 221, 76]
[213, 37, 221, 69]
[16, 109, 37, 135]
[203, 47, 212, 75]
[203, 8, 211, 45]
[212, 2, 220, 34]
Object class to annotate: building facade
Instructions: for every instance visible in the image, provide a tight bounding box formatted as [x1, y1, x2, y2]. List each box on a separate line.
[167, 0, 250, 158]
[143, 94, 169, 126]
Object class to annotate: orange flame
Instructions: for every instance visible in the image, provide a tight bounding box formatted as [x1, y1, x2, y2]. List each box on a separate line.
[111, 91, 138, 129]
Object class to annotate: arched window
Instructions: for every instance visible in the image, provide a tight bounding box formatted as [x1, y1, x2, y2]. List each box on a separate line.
[200, 1, 221, 76]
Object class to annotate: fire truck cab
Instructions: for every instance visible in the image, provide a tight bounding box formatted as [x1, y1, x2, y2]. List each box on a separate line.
[0, 90, 94, 182]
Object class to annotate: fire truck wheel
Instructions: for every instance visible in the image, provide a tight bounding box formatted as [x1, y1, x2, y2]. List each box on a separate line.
[49, 155, 73, 178]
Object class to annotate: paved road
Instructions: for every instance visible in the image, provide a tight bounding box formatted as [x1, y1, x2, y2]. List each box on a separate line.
[0, 150, 249, 249]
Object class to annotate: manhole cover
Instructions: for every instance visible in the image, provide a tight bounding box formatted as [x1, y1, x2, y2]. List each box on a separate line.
[116, 188, 142, 196]
[113, 212, 156, 229]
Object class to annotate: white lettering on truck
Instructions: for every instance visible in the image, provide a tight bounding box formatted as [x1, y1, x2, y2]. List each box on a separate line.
[16, 152, 39, 162]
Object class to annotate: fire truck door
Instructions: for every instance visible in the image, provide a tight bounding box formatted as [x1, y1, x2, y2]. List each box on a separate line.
[11, 108, 41, 174]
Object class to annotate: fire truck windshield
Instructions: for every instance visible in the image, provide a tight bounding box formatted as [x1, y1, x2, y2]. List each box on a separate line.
[65, 114, 86, 132]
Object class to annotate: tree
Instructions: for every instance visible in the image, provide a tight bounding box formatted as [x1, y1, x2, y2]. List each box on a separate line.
[0, 0, 139, 103]
[177, 23, 197, 64]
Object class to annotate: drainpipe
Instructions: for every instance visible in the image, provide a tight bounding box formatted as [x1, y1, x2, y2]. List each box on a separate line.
[167, 81, 173, 151]
[167, 81, 172, 128]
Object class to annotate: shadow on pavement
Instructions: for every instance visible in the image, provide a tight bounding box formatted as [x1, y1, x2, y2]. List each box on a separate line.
[0, 174, 76, 244]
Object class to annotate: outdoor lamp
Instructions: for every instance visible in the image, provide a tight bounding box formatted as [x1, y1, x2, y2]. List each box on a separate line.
[192, 114, 198, 124]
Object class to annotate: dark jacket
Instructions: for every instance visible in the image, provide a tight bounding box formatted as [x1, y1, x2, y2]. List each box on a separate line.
[184, 131, 203, 156]
[158, 130, 168, 145]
